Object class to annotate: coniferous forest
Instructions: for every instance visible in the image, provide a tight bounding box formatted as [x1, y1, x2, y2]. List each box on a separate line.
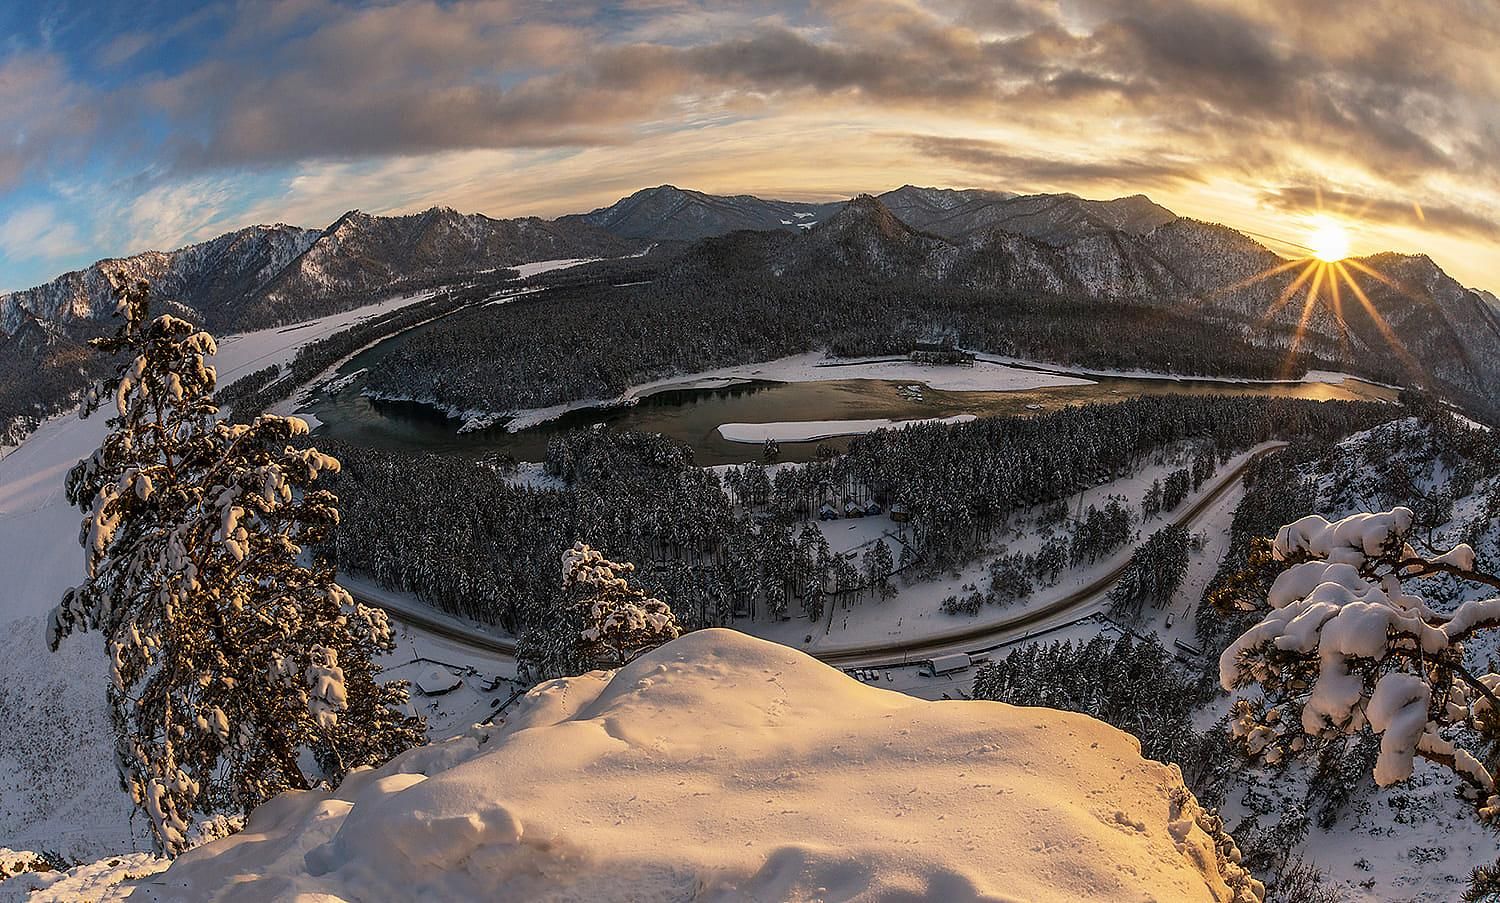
[322, 395, 1395, 655]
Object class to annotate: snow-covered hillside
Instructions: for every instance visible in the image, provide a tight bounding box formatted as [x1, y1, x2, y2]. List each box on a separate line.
[127, 629, 1255, 902]
[0, 289, 483, 860]
[0, 225, 318, 336]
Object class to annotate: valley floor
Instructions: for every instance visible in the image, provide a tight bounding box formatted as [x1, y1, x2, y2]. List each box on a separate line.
[0, 283, 1488, 901]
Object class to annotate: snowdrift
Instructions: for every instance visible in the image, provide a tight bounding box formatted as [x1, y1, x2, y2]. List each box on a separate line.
[137, 630, 1252, 901]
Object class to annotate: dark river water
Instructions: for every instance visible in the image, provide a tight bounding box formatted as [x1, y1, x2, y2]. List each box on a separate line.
[302, 331, 1397, 465]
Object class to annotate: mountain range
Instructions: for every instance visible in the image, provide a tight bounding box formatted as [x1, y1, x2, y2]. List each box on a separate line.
[779, 195, 1500, 408]
[4, 183, 1500, 446]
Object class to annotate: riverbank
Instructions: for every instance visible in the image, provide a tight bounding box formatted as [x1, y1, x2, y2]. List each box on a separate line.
[718, 413, 977, 443]
[483, 353, 1097, 433]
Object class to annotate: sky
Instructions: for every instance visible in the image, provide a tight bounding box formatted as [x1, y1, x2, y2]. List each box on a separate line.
[0, 0, 1497, 295]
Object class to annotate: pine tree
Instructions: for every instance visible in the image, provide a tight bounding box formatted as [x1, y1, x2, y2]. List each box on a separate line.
[864, 538, 895, 599]
[518, 542, 679, 680]
[1465, 858, 1500, 902]
[47, 277, 423, 855]
[1223, 506, 1500, 808]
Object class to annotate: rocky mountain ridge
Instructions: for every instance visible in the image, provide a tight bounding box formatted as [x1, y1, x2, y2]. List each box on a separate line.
[3, 184, 1499, 448]
[558, 184, 845, 242]
[0, 223, 319, 337]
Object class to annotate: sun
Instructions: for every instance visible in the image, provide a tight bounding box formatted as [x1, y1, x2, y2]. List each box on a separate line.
[1212, 209, 1418, 385]
[1307, 216, 1352, 262]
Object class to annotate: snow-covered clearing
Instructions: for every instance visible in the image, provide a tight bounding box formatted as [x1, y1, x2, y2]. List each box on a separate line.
[382, 622, 519, 739]
[128, 630, 1254, 902]
[501, 352, 1095, 432]
[511, 258, 598, 278]
[742, 442, 1279, 657]
[974, 352, 1396, 392]
[718, 413, 975, 443]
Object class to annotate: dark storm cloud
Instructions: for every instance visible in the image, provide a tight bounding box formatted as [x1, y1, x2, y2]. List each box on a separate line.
[1088, 0, 1297, 112]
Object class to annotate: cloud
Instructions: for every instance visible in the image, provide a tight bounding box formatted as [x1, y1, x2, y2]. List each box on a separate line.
[109, 0, 1491, 202]
[4, 0, 1500, 293]
[0, 204, 85, 263]
[906, 134, 1202, 191]
[0, 50, 98, 190]
[98, 31, 151, 68]
[1261, 185, 1500, 244]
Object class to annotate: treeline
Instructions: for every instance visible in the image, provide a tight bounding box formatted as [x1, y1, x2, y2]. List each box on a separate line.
[972, 634, 1234, 803]
[0, 326, 116, 448]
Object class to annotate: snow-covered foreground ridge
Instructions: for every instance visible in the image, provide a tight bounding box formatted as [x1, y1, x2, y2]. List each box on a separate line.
[137, 630, 1258, 902]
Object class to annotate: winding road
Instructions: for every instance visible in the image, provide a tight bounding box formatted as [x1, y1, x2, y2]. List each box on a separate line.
[351, 442, 1285, 669]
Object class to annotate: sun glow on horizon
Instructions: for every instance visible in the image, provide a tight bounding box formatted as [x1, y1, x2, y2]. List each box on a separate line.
[1308, 216, 1352, 262]
[1214, 210, 1422, 383]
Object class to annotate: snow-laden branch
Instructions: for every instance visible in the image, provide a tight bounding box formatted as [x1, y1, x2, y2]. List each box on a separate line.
[1221, 505, 1500, 810]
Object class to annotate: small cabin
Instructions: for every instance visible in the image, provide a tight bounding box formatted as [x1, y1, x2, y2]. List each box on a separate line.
[889, 503, 911, 523]
[863, 500, 883, 516]
[1173, 639, 1203, 657]
[843, 501, 865, 517]
[817, 503, 840, 521]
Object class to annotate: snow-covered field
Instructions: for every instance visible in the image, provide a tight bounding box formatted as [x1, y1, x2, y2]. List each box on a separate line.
[742, 442, 1276, 657]
[501, 352, 1096, 432]
[126, 630, 1254, 902]
[973, 352, 1394, 391]
[717, 413, 976, 443]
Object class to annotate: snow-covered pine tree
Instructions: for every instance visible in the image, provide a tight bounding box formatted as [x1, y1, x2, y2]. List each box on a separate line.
[1109, 523, 1190, 619]
[47, 276, 424, 855]
[864, 537, 895, 599]
[518, 542, 680, 680]
[1220, 506, 1500, 812]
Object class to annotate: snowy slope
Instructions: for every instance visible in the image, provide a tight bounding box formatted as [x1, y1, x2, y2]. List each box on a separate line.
[0, 224, 318, 336]
[1068, 415, 1500, 902]
[0, 289, 462, 859]
[136, 629, 1255, 902]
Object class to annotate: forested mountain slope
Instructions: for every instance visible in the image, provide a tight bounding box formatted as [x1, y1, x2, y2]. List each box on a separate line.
[0, 223, 318, 336]
[6, 185, 1500, 452]
[360, 195, 1500, 422]
[877, 184, 1177, 244]
[797, 197, 1500, 411]
[0, 209, 631, 448]
[249, 206, 634, 328]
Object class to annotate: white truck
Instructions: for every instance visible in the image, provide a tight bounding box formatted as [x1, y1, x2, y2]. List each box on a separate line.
[922, 653, 972, 677]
